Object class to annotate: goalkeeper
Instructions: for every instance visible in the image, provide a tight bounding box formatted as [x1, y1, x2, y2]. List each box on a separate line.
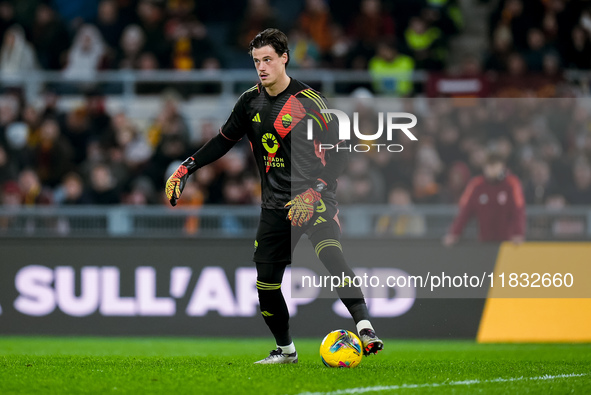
[166, 28, 383, 364]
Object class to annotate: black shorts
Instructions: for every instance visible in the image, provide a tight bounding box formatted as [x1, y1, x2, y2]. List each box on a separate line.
[253, 198, 341, 264]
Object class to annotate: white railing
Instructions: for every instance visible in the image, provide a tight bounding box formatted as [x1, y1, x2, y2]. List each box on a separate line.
[0, 69, 429, 107]
[0, 205, 589, 240]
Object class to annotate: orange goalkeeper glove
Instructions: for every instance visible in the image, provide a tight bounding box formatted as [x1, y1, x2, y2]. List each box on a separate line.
[165, 157, 197, 206]
[285, 179, 327, 227]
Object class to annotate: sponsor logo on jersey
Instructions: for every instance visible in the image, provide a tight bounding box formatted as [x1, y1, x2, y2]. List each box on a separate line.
[261, 133, 284, 172]
[262, 133, 278, 153]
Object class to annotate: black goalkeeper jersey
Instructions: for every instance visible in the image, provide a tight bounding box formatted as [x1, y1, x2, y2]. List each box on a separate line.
[219, 78, 342, 209]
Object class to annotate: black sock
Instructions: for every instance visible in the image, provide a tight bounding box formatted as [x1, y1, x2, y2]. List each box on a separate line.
[309, 228, 370, 324]
[255, 262, 291, 346]
[344, 300, 370, 324]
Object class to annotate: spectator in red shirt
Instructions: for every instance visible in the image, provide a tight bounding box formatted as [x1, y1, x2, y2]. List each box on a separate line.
[443, 153, 525, 246]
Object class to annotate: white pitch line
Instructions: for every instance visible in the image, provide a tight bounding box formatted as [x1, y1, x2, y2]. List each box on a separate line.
[296, 373, 588, 395]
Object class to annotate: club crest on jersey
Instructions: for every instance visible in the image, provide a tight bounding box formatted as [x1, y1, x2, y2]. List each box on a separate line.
[282, 113, 292, 128]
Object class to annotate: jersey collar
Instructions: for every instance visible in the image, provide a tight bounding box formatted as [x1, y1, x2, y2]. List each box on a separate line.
[263, 77, 293, 100]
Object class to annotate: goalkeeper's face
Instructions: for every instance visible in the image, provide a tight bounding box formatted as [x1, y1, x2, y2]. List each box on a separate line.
[252, 45, 288, 89]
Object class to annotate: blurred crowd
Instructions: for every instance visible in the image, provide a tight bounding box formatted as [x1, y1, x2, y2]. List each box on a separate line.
[0, 0, 462, 75]
[0, 88, 262, 208]
[487, 0, 591, 72]
[0, 0, 587, 98]
[338, 96, 591, 210]
[0, 0, 589, 98]
[481, 0, 591, 98]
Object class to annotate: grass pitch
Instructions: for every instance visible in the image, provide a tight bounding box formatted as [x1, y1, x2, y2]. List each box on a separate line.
[0, 337, 589, 394]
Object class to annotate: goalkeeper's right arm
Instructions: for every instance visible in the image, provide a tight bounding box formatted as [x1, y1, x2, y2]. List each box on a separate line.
[165, 134, 237, 206]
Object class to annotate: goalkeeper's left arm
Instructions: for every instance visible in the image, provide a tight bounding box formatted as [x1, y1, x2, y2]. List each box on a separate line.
[165, 134, 236, 206]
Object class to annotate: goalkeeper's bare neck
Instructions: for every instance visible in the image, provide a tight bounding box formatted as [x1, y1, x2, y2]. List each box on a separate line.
[249, 28, 291, 97]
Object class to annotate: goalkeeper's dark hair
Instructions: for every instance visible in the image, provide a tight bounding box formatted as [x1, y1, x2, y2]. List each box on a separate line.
[249, 28, 290, 66]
